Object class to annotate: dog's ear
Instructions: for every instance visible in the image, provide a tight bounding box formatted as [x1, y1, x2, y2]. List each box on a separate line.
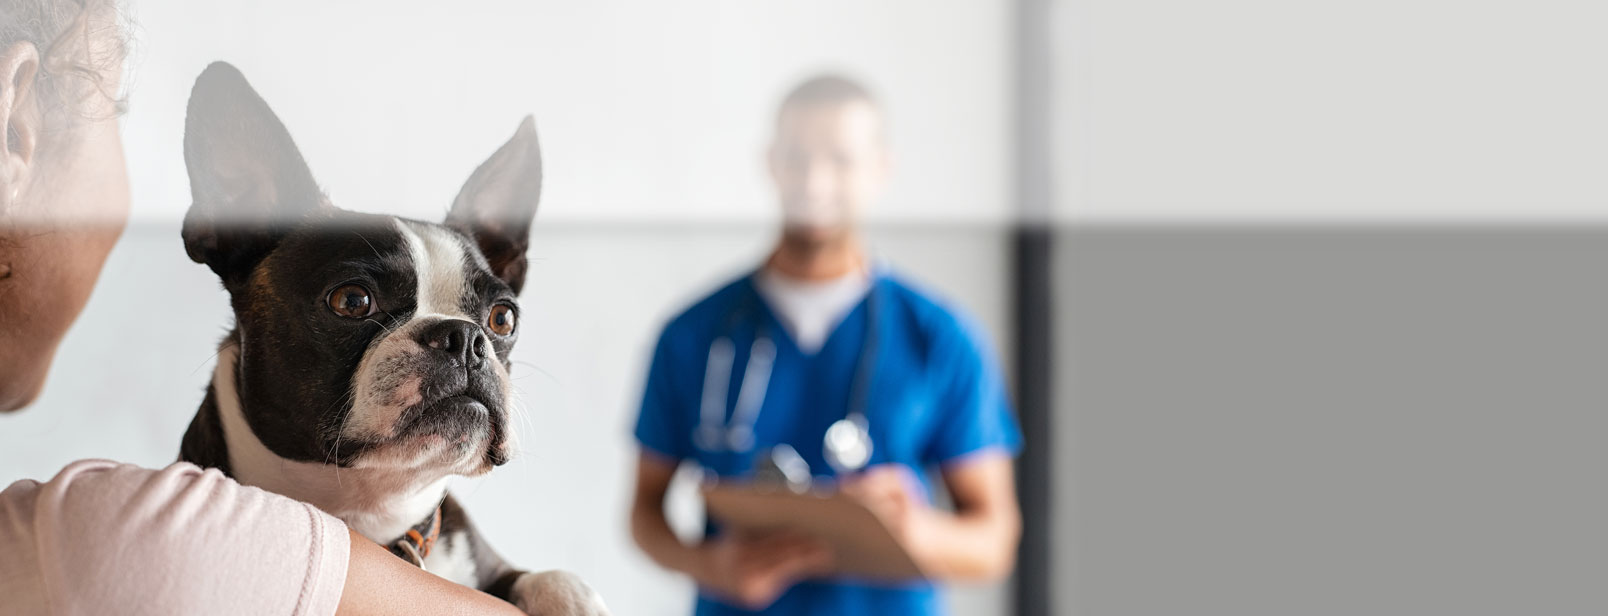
[447, 116, 542, 295]
[182, 61, 327, 280]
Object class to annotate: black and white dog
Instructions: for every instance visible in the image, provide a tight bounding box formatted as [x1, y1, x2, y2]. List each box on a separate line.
[176, 62, 607, 615]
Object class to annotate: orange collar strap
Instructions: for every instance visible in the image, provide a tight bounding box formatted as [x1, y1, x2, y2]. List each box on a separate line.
[389, 506, 443, 567]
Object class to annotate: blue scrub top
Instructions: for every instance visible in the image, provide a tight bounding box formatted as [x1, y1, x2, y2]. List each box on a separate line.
[635, 268, 1022, 616]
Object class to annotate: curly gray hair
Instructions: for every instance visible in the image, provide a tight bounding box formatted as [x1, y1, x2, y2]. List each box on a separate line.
[0, 0, 128, 129]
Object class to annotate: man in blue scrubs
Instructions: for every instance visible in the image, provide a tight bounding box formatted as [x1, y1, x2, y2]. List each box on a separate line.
[629, 75, 1022, 615]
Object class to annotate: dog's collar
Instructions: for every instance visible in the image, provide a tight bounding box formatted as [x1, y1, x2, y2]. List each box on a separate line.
[389, 506, 443, 568]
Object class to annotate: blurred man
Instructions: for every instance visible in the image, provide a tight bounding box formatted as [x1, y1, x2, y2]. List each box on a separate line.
[629, 75, 1022, 615]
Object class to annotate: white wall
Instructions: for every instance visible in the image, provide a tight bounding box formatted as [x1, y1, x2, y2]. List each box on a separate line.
[1053, 0, 1608, 223]
[121, 0, 1011, 226]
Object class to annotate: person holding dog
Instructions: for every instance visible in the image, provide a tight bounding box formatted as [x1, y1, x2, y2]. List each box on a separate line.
[629, 75, 1023, 615]
[0, 2, 529, 613]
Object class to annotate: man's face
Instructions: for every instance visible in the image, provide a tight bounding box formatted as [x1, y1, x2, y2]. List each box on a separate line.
[767, 101, 889, 240]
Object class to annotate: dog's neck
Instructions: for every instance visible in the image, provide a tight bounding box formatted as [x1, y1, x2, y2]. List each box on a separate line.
[211, 344, 450, 543]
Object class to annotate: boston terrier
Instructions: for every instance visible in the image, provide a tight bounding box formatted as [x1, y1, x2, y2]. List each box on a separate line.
[175, 62, 608, 615]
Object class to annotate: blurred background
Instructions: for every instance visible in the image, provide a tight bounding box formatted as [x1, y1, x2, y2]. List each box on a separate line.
[4, 1, 1607, 614]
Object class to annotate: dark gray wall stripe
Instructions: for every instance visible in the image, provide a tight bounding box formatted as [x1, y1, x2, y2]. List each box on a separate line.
[1012, 0, 1057, 614]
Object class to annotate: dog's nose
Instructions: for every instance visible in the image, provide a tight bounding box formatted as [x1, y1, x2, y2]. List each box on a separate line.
[419, 319, 488, 368]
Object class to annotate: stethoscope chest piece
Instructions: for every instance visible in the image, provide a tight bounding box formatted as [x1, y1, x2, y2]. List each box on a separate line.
[823, 413, 873, 473]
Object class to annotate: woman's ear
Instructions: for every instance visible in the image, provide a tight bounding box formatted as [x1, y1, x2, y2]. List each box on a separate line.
[0, 42, 40, 213]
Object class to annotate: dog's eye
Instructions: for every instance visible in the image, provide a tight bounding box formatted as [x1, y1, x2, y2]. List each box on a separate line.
[327, 285, 375, 319]
[487, 303, 516, 336]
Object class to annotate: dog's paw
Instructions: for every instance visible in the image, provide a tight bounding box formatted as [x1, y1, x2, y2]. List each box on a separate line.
[510, 570, 610, 616]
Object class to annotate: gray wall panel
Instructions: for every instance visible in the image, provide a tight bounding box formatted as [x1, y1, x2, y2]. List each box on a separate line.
[1057, 227, 1606, 615]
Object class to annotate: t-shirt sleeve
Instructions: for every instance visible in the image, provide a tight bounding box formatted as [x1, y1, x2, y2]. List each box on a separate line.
[0, 459, 350, 616]
[924, 314, 1024, 465]
[634, 324, 694, 461]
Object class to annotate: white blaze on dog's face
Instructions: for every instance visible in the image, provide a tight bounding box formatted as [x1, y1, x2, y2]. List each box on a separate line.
[341, 220, 524, 475]
[179, 62, 542, 474]
[345, 221, 479, 440]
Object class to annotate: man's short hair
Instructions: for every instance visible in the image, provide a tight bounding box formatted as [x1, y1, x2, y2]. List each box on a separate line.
[775, 74, 880, 125]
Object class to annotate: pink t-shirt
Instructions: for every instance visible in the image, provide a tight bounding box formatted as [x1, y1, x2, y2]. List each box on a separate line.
[0, 459, 349, 615]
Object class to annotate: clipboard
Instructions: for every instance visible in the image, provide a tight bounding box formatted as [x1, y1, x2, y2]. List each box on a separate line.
[702, 482, 925, 581]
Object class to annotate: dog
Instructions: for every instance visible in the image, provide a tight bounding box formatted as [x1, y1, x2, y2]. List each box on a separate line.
[175, 62, 608, 615]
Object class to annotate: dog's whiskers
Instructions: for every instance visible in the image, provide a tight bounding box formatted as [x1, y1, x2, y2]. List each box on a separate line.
[505, 387, 536, 485]
[352, 231, 386, 262]
[322, 316, 400, 486]
[322, 385, 359, 485]
[509, 359, 559, 385]
[507, 385, 543, 467]
[364, 317, 398, 337]
[188, 341, 231, 377]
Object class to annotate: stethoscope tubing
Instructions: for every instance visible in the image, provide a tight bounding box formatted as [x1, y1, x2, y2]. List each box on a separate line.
[694, 278, 878, 462]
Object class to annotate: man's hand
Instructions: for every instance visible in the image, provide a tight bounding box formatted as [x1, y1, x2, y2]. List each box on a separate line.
[694, 532, 833, 609]
[840, 463, 937, 550]
[634, 454, 832, 609]
[840, 457, 1021, 582]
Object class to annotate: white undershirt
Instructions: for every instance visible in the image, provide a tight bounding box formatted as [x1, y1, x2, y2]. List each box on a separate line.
[753, 267, 873, 355]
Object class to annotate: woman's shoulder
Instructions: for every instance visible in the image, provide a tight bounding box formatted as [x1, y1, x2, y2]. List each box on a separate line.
[3, 458, 311, 535]
[8, 458, 217, 498]
[2, 458, 351, 616]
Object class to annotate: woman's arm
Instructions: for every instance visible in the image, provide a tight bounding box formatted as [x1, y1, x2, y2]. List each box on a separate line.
[0, 459, 524, 615]
[338, 527, 522, 616]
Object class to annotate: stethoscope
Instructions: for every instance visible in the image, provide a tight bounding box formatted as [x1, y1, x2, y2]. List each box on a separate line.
[693, 275, 878, 475]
